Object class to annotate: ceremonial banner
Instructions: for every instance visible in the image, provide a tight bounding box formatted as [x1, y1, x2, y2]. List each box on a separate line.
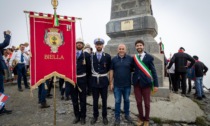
[29, 12, 76, 89]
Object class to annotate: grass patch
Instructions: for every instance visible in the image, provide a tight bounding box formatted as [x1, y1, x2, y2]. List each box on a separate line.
[196, 116, 207, 126]
[151, 117, 162, 124]
[192, 99, 205, 109]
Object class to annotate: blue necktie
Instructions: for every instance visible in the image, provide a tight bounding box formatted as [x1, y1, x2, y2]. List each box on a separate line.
[21, 53, 24, 62]
[76, 52, 80, 59]
[97, 54, 101, 62]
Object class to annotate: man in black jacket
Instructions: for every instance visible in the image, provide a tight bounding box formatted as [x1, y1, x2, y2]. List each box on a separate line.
[167, 47, 195, 95]
[70, 38, 91, 125]
[0, 30, 12, 115]
[193, 55, 208, 100]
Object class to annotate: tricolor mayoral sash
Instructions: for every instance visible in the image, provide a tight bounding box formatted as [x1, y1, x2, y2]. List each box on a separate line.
[29, 11, 76, 90]
[133, 54, 154, 91]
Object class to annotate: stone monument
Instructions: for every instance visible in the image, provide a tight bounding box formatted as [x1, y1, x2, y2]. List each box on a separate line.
[104, 0, 169, 97]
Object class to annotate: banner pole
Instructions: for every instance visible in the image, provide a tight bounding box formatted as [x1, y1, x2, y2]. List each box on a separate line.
[53, 75, 57, 126]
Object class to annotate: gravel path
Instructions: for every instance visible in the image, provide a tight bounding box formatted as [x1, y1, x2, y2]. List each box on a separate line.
[1, 82, 210, 126]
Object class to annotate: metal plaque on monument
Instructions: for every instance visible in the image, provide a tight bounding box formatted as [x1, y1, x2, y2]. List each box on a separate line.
[104, 0, 169, 97]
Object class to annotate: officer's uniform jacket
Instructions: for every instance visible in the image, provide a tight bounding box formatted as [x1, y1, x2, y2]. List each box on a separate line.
[91, 52, 111, 88]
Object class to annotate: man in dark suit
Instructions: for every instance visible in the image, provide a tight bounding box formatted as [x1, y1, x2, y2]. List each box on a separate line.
[90, 38, 111, 125]
[0, 30, 12, 115]
[69, 38, 91, 125]
[167, 47, 195, 95]
[132, 40, 158, 126]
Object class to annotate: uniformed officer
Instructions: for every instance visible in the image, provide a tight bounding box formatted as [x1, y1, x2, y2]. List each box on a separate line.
[90, 38, 111, 125]
[68, 38, 91, 125]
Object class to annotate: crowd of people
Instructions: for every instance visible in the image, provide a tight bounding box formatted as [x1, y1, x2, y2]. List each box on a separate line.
[167, 47, 208, 100]
[0, 31, 30, 115]
[0, 30, 209, 126]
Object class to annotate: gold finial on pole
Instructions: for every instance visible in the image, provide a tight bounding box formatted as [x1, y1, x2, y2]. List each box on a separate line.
[51, 0, 58, 10]
[51, 0, 59, 27]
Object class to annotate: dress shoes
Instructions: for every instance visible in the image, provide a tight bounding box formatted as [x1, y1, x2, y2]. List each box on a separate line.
[18, 88, 23, 92]
[197, 97, 202, 100]
[114, 117, 120, 126]
[72, 117, 80, 124]
[90, 117, 97, 125]
[25, 86, 30, 89]
[125, 116, 133, 124]
[46, 94, 52, 99]
[143, 121, 149, 126]
[80, 118, 86, 125]
[136, 119, 144, 126]
[103, 117, 108, 125]
[47, 94, 53, 97]
[40, 102, 50, 108]
[0, 108, 12, 116]
[202, 95, 206, 98]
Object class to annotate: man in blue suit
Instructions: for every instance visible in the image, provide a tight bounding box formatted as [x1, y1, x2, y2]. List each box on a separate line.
[132, 40, 158, 126]
[0, 30, 12, 115]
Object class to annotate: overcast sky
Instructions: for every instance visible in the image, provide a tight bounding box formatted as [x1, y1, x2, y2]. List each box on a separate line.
[0, 0, 209, 88]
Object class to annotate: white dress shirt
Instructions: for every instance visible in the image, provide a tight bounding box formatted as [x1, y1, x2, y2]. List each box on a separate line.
[166, 63, 175, 74]
[138, 52, 146, 61]
[9, 50, 29, 66]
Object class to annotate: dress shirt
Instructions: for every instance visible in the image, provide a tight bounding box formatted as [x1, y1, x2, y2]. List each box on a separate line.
[76, 50, 82, 58]
[9, 50, 29, 66]
[138, 52, 145, 61]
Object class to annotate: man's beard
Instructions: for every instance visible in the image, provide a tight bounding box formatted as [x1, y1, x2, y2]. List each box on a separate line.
[137, 48, 143, 53]
[96, 48, 102, 52]
[76, 46, 83, 50]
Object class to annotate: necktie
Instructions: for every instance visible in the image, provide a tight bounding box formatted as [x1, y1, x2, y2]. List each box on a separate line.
[97, 54, 101, 61]
[138, 54, 141, 60]
[76, 52, 80, 59]
[21, 53, 24, 62]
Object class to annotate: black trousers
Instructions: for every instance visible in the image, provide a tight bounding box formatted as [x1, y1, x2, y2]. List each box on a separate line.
[59, 78, 65, 96]
[188, 78, 192, 93]
[168, 73, 176, 91]
[70, 77, 87, 118]
[92, 86, 108, 118]
[47, 77, 53, 95]
[175, 72, 187, 94]
[87, 77, 92, 94]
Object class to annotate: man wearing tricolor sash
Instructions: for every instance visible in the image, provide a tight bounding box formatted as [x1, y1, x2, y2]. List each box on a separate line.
[132, 40, 158, 126]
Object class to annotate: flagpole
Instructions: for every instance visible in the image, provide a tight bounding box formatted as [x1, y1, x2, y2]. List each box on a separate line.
[51, 1, 58, 125]
[53, 75, 57, 126]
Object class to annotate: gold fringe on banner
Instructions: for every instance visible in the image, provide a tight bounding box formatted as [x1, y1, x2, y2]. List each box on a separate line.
[30, 71, 76, 91]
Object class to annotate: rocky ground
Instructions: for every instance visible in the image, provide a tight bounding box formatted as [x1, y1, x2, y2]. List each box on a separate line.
[0, 82, 210, 126]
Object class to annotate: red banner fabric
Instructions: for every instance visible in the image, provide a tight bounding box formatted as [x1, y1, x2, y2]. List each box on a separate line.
[29, 12, 76, 89]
